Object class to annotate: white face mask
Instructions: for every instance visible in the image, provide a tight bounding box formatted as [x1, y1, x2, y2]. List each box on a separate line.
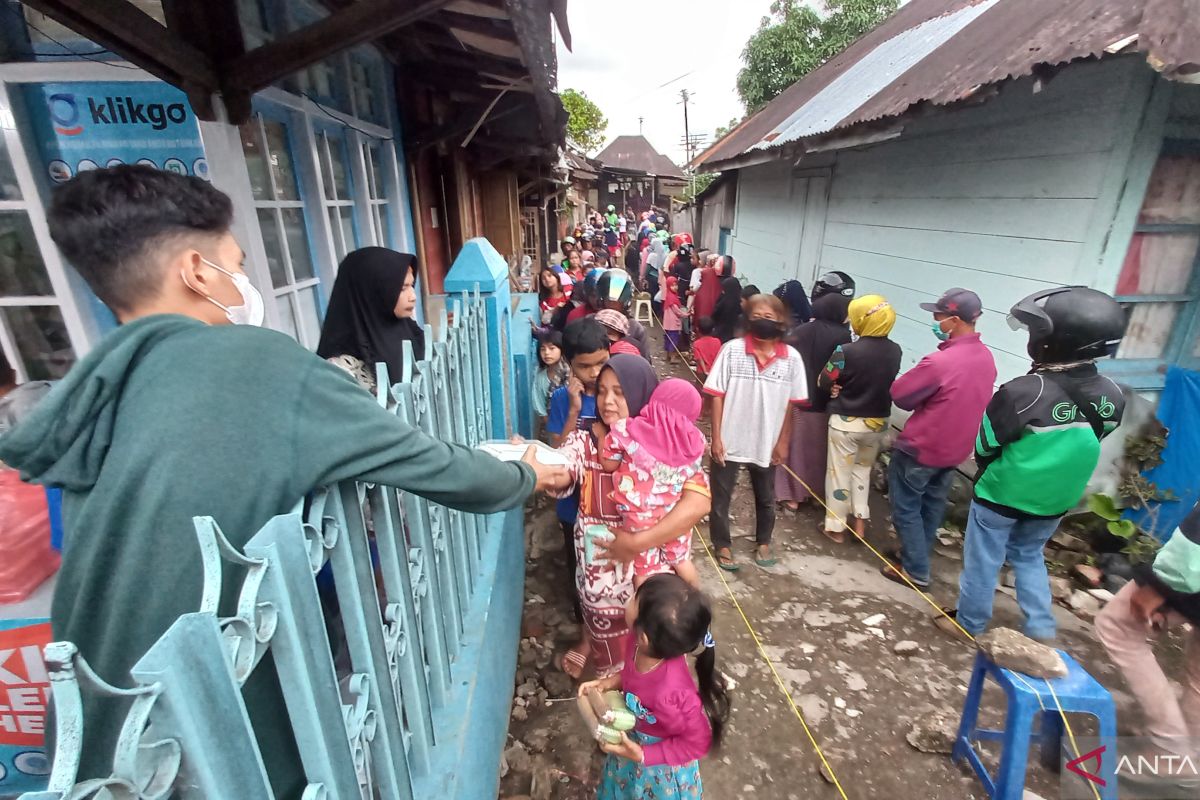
[184, 257, 265, 326]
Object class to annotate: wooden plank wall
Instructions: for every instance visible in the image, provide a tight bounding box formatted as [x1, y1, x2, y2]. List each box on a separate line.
[732, 56, 1158, 385]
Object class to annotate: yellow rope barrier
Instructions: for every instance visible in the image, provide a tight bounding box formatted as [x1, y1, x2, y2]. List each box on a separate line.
[648, 303, 1100, 799]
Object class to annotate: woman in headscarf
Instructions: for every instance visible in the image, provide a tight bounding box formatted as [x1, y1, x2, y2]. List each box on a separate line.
[711, 276, 743, 342]
[775, 293, 852, 510]
[553, 354, 657, 679]
[692, 254, 733, 323]
[643, 236, 667, 318]
[774, 279, 813, 327]
[817, 295, 902, 543]
[317, 247, 424, 393]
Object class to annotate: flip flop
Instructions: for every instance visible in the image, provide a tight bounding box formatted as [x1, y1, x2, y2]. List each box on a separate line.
[754, 546, 778, 568]
[555, 648, 587, 680]
[880, 563, 929, 590]
[716, 548, 740, 572]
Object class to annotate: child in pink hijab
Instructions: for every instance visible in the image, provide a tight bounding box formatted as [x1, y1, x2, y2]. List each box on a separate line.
[600, 378, 709, 589]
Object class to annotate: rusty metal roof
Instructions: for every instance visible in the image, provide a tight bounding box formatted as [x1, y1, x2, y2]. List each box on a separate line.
[697, 0, 1200, 170]
[596, 135, 687, 179]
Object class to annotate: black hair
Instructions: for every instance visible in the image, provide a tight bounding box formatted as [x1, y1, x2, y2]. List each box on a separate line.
[697, 316, 715, 335]
[47, 164, 234, 313]
[537, 266, 564, 304]
[635, 574, 731, 749]
[0, 349, 14, 387]
[561, 318, 610, 363]
[535, 330, 564, 368]
[741, 284, 760, 300]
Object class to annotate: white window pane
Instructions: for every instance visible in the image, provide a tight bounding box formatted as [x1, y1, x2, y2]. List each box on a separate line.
[2, 305, 75, 379]
[379, 205, 391, 248]
[1116, 232, 1199, 296]
[328, 138, 350, 200]
[328, 208, 346, 261]
[0, 132, 19, 200]
[1118, 302, 1182, 359]
[257, 209, 289, 288]
[339, 207, 357, 254]
[262, 120, 300, 201]
[281, 208, 314, 281]
[368, 144, 385, 201]
[297, 286, 322, 349]
[275, 294, 298, 340]
[239, 119, 271, 201]
[0, 212, 53, 296]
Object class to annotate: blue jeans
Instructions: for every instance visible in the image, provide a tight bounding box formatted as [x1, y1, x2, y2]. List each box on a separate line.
[957, 501, 1061, 640]
[888, 449, 954, 585]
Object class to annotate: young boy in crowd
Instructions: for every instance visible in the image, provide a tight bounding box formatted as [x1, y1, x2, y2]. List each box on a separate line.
[704, 295, 808, 570]
[546, 318, 612, 618]
[691, 316, 722, 382]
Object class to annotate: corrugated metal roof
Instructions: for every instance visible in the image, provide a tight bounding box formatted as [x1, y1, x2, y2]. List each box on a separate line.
[697, 0, 1200, 170]
[596, 135, 686, 178]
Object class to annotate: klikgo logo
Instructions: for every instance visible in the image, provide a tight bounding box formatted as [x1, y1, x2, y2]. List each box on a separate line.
[46, 93, 189, 136]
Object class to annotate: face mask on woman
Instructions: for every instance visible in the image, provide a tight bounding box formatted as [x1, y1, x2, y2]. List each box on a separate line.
[749, 318, 785, 340]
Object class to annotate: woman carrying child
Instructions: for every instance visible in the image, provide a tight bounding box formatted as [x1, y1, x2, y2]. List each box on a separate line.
[580, 574, 730, 799]
[554, 356, 710, 679]
[600, 378, 707, 589]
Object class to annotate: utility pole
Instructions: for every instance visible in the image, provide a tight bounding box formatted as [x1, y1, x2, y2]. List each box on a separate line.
[638, 116, 644, 135]
[679, 89, 693, 198]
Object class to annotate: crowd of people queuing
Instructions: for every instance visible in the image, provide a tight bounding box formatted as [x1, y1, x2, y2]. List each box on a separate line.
[2, 165, 1197, 798]
[531, 203, 1200, 795]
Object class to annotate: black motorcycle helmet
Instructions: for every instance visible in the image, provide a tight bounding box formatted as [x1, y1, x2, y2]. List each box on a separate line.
[1007, 286, 1127, 364]
[597, 268, 634, 310]
[811, 270, 856, 300]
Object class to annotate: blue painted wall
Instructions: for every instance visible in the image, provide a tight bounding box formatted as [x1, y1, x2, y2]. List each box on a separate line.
[729, 57, 1161, 387]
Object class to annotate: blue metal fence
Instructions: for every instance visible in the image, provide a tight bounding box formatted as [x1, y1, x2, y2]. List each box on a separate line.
[21, 242, 530, 800]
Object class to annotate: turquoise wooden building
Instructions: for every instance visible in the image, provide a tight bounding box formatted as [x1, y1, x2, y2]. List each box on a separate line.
[693, 0, 1200, 396]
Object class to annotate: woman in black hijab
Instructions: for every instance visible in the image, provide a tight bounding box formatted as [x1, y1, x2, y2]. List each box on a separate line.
[711, 276, 744, 342]
[775, 279, 813, 327]
[775, 292, 853, 509]
[317, 247, 425, 392]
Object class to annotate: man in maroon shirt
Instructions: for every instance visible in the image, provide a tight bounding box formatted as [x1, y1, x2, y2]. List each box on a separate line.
[884, 289, 996, 589]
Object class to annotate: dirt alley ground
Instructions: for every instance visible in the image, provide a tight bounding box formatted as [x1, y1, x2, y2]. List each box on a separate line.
[498, 327, 1187, 800]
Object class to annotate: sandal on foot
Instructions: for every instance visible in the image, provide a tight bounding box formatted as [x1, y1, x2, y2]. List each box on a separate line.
[716, 548, 740, 572]
[755, 546, 778, 568]
[818, 522, 846, 544]
[931, 609, 969, 641]
[880, 563, 929, 590]
[555, 648, 587, 679]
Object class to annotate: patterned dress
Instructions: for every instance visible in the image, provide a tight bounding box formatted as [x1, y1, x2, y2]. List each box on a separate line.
[601, 419, 708, 577]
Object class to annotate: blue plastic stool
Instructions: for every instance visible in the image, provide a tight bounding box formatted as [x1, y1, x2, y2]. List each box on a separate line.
[953, 650, 1118, 799]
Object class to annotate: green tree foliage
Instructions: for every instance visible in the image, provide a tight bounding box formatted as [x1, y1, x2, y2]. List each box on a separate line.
[561, 88, 608, 154]
[714, 117, 741, 141]
[680, 172, 719, 204]
[737, 0, 899, 113]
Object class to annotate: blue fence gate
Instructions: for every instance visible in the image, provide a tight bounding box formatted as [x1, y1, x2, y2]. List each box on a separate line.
[21, 240, 533, 800]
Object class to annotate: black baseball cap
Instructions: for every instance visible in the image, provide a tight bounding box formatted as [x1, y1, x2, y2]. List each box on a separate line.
[919, 288, 982, 322]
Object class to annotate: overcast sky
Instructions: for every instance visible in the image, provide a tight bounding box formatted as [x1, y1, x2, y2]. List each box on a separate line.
[554, 0, 778, 165]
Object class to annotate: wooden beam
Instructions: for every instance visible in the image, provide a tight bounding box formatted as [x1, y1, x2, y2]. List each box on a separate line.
[446, 0, 508, 20]
[226, 0, 456, 94]
[161, 0, 251, 122]
[19, 0, 218, 90]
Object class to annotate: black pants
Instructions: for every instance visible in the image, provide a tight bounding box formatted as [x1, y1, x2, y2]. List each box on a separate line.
[560, 518, 581, 622]
[646, 273, 663, 320]
[709, 460, 777, 549]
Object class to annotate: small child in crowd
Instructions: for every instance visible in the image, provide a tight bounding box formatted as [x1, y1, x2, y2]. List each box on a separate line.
[580, 574, 729, 799]
[691, 316, 721, 381]
[532, 330, 569, 421]
[538, 267, 570, 324]
[599, 378, 708, 589]
[661, 274, 689, 365]
[595, 309, 641, 357]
